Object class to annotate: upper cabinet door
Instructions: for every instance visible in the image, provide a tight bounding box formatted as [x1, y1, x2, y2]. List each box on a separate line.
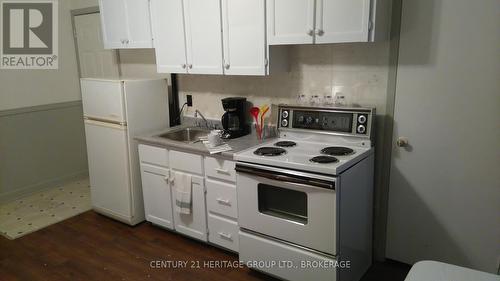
[221, 0, 266, 75]
[183, 0, 223, 75]
[99, 0, 153, 49]
[267, 0, 315, 45]
[315, 0, 372, 43]
[99, 0, 128, 49]
[151, 0, 188, 73]
[124, 0, 154, 48]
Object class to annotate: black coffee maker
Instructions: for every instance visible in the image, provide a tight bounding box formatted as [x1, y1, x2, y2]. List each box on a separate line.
[221, 97, 249, 139]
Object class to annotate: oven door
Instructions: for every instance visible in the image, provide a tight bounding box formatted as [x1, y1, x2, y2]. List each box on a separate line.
[236, 163, 338, 255]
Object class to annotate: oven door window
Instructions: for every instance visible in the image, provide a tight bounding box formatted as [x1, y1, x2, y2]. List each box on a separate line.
[258, 184, 307, 224]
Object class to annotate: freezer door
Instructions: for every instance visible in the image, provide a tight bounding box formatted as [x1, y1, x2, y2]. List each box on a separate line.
[85, 119, 132, 219]
[81, 79, 126, 123]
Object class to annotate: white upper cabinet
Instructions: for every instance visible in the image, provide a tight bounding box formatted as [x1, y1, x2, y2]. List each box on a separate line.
[221, 0, 267, 75]
[268, 0, 391, 45]
[183, 0, 224, 74]
[267, 0, 315, 45]
[151, 0, 188, 73]
[315, 0, 371, 43]
[152, 0, 223, 74]
[99, 0, 153, 49]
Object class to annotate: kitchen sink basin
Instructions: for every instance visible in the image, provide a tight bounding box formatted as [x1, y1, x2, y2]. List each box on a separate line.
[158, 127, 210, 143]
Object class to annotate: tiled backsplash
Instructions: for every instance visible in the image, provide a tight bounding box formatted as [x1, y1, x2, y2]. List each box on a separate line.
[179, 42, 391, 121]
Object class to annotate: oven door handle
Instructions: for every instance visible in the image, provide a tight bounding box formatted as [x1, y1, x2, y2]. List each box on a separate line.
[235, 165, 335, 190]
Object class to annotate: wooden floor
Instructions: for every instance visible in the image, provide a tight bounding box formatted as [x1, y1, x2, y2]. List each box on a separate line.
[0, 211, 409, 281]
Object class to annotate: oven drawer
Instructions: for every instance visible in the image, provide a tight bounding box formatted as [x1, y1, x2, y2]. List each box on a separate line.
[204, 157, 236, 182]
[206, 179, 238, 219]
[208, 214, 238, 252]
[239, 230, 337, 281]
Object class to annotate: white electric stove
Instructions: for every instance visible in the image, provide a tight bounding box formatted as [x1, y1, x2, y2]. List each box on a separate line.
[235, 105, 376, 281]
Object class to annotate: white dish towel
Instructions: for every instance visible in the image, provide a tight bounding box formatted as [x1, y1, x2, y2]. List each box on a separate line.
[173, 171, 192, 215]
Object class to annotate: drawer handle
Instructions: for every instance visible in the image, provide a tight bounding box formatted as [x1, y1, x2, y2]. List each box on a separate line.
[215, 168, 230, 174]
[218, 232, 232, 240]
[216, 198, 231, 206]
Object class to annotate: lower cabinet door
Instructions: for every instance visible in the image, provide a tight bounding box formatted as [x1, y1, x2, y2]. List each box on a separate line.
[140, 164, 174, 229]
[172, 174, 207, 241]
[208, 214, 239, 252]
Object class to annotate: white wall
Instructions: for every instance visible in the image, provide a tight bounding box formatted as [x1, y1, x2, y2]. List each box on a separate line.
[0, 1, 82, 111]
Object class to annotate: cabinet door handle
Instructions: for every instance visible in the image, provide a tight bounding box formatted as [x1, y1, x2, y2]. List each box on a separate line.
[188, 64, 193, 69]
[224, 64, 230, 70]
[215, 168, 229, 174]
[315, 29, 324, 36]
[307, 29, 314, 36]
[181, 64, 187, 69]
[163, 176, 169, 182]
[216, 198, 231, 205]
[218, 232, 232, 240]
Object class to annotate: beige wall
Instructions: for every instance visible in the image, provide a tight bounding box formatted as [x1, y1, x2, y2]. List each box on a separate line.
[71, 0, 98, 10]
[118, 49, 170, 80]
[0, 1, 82, 111]
[178, 43, 391, 120]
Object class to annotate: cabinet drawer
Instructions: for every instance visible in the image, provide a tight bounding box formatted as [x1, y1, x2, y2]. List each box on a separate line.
[206, 179, 237, 219]
[208, 214, 239, 252]
[139, 144, 168, 167]
[204, 157, 236, 182]
[169, 150, 203, 175]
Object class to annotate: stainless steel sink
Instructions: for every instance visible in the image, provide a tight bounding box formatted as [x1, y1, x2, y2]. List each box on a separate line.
[158, 127, 210, 143]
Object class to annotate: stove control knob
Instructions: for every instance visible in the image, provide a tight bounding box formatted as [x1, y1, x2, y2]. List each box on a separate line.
[306, 116, 314, 124]
[281, 119, 288, 127]
[358, 115, 367, 124]
[282, 111, 289, 119]
[357, 125, 366, 134]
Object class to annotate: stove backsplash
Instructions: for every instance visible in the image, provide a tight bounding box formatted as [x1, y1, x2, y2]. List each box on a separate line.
[178, 42, 391, 122]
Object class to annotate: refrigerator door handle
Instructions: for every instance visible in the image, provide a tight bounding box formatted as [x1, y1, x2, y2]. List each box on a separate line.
[84, 118, 127, 130]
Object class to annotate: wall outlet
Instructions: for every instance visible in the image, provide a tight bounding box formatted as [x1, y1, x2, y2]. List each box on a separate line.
[186, 95, 193, 107]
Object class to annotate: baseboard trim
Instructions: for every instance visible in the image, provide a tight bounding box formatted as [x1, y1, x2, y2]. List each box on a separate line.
[0, 170, 89, 204]
[0, 101, 83, 118]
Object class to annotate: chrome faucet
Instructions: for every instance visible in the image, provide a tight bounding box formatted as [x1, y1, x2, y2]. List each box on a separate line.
[194, 109, 210, 129]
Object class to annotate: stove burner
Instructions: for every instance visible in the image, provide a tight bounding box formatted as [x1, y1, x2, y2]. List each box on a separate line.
[274, 141, 297, 148]
[321, 147, 355, 156]
[310, 156, 339, 164]
[254, 147, 287, 156]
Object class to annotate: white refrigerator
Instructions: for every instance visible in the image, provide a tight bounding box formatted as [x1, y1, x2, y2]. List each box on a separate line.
[81, 78, 169, 225]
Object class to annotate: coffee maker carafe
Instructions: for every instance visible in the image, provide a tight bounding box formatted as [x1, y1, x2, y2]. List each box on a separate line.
[221, 97, 249, 139]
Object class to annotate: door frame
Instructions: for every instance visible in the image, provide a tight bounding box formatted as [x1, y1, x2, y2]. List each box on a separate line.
[70, 6, 122, 79]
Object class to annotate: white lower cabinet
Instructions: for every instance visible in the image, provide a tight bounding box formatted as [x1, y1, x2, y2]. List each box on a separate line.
[139, 145, 237, 250]
[140, 164, 174, 229]
[172, 174, 208, 242]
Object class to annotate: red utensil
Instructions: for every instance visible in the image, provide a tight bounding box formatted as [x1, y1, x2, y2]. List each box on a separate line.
[250, 107, 261, 140]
